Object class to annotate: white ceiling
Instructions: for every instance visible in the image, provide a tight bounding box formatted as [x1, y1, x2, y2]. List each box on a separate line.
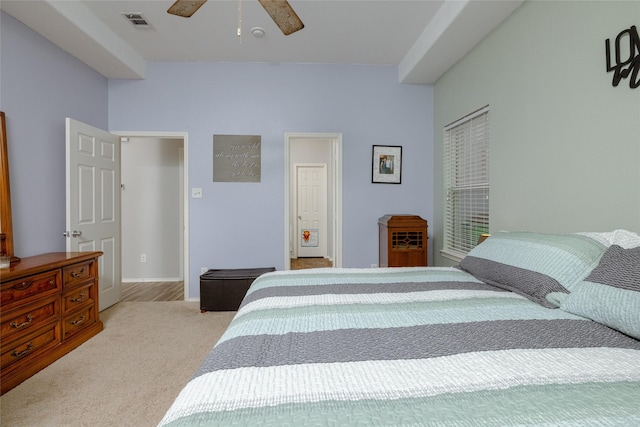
[0, 0, 524, 83]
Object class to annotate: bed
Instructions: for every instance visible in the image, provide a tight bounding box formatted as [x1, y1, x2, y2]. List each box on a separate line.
[159, 230, 640, 426]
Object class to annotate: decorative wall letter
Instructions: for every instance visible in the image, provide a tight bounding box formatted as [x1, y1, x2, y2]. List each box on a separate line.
[605, 25, 639, 89]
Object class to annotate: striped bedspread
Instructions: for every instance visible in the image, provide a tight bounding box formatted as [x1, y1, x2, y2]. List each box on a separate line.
[159, 267, 640, 426]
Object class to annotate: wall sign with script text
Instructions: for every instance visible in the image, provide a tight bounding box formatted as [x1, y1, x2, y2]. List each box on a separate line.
[605, 25, 639, 89]
[213, 135, 261, 182]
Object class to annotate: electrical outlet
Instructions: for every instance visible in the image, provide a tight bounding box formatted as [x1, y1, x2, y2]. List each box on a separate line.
[370, 263, 378, 268]
[140, 254, 147, 263]
[201, 267, 208, 274]
[191, 188, 203, 198]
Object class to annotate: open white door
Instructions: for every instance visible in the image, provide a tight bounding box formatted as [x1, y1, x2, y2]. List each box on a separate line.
[66, 118, 121, 311]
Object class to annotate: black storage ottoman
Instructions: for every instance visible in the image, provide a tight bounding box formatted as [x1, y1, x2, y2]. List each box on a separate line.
[200, 267, 275, 312]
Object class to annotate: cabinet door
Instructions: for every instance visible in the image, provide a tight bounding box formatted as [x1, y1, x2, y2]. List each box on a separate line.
[389, 229, 427, 267]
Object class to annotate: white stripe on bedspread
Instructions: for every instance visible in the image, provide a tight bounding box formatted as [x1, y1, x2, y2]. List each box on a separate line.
[160, 347, 640, 424]
[248, 267, 482, 293]
[238, 289, 524, 316]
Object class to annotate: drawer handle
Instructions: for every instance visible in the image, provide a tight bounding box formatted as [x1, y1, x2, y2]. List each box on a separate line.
[10, 314, 34, 329]
[11, 342, 34, 358]
[13, 281, 33, 291]
[70, 315, 86, 326]
[69, 292, 87, 304]
[70, 268, 86, 279]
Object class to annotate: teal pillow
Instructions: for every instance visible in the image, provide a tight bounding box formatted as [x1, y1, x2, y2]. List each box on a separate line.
[459, 231, 607, 308]
[561, 245, 640, 339]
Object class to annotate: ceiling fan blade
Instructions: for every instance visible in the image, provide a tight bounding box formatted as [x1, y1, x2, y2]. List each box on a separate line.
[258, 0, 304, 36]
[167, 0, 207, 17]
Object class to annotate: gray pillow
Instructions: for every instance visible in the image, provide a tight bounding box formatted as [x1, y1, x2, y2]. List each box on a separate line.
[459, 232, 607, 308]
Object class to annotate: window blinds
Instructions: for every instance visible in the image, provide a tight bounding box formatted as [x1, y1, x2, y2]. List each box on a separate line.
[443, 106, 490, 259]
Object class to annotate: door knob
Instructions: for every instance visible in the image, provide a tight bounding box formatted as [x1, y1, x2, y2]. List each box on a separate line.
[63, 230, 82, 238]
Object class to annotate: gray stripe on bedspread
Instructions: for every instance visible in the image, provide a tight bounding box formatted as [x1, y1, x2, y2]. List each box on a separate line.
[241, 281, 504, 308]
[194, 319, 640, 377]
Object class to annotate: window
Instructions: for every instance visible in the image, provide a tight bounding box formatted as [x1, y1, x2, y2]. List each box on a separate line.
[443, 106, 490, 260]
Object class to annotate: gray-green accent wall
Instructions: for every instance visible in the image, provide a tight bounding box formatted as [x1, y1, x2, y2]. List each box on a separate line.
[433, 0, 640, 266]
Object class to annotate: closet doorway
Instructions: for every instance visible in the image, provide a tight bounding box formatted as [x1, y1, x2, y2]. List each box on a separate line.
[116, 132, 189, 300]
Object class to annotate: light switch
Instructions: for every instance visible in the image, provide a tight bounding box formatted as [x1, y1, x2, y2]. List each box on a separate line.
[191, 188, 203, 198]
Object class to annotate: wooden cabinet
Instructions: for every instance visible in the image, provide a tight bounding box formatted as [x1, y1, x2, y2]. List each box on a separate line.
[0, 252, 103, 394]
[378, 215, 428, 267]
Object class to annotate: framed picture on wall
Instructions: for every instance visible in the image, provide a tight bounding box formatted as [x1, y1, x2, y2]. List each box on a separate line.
[372, 145, 402, 184]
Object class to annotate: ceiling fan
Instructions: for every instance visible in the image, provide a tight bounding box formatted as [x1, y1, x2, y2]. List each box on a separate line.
[167, 0, 304, 36]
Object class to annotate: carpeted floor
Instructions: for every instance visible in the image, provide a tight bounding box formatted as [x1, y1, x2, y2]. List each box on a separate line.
[0, 301, 235, 427]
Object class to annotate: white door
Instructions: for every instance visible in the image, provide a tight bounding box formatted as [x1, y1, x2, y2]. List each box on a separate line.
[296, 164, 327, 257]
[66, 118, 121, 311]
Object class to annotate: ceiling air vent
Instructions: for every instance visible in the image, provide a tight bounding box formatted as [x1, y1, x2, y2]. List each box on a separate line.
[122, 13, 153, 30]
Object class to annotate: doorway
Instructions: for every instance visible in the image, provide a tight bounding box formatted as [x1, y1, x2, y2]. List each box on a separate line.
[114, 131, 190, 300]
[284, 133, 342, 270]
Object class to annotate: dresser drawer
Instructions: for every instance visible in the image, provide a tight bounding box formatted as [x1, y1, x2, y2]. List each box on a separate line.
[63, 260, 96, 288]
[1, 271, 61, 309]
[62, 306, 95, 340]
[1, 323, 61, 370]
[62, 283, 95, 315]
[1, 296, 60, 343]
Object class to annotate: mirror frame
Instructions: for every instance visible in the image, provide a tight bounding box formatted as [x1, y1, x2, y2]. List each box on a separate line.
[1, 111, 19, 263]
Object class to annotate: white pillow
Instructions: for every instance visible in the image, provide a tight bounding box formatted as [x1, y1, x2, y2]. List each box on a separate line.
[577, 229, 640, 249]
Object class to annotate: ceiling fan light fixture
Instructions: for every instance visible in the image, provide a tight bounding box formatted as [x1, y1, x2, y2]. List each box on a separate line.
[166, 0, 304, 36]
[251, 27, 266, 38]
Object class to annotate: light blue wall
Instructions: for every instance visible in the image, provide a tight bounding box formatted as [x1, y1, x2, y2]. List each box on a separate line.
[433, 0, 640, 266]
[0, 11, 108, 257]
[109, 62, 434, 298]
[1, 10, 434, 300]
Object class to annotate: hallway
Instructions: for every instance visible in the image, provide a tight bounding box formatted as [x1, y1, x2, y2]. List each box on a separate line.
[290, 257, 333, 270]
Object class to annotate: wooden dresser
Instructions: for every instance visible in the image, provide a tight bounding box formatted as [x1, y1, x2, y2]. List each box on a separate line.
[378, 215, 428, 267]
[0, 252, 103, 395]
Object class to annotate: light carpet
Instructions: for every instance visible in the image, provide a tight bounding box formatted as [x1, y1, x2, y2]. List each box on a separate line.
[0, 301, 236, 427]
